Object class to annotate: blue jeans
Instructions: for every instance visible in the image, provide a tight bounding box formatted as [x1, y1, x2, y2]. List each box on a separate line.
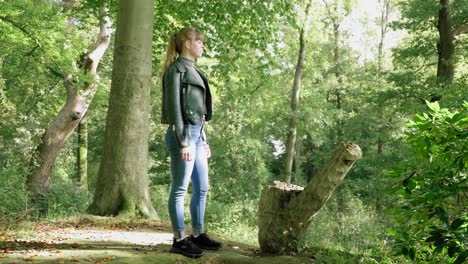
[165, 125, 209, 239]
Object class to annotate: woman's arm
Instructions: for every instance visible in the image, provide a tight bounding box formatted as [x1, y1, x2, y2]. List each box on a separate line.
[164, 67, 190, 149]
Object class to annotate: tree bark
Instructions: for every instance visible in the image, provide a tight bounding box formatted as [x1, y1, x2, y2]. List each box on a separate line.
[87, 0, 157, 219]
[377, 0, 391, 73]
[436, 0, 455, 82]
[294, 142, 302, 182]
[26, 6, 112, 212]
[76, 114, 88, 189]
[285, 0, 312, 184]
[376, 0, 392, 155]
[258, 142, 362, 253]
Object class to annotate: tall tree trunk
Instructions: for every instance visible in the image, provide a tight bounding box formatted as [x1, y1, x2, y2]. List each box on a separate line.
[285, 0, 312, 184]
[294, 142, 302, 182]
[334, 25, 345, 142]
[322, 0, 350, 143]
[76, 114, 88, 189]
[259, 142, 362, 253]
[377, 0, 391, 74]
[88, 0, 157, 219]
[26, 6, 112, 212]
[376, 0, 391, 155]
[321, 0, 353, 212]
[436, 0, 455, 82]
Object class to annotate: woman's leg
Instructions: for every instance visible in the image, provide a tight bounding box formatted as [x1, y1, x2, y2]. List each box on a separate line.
[190, 129, 209, 236]
[166, 128, 195, 239]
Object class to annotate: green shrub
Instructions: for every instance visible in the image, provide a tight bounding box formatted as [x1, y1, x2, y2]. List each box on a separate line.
[387, 101, 467, 263]
[205, 199, 259, 246]
[304, 187, 388, 256]
[0, 165, 28, 215]
[150, 183, 259, 246]
[150, 184, 171, 222]
[47, 180, 92, 219]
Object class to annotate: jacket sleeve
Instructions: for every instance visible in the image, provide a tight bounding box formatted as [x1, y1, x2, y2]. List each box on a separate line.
[164, 67, 190, 148]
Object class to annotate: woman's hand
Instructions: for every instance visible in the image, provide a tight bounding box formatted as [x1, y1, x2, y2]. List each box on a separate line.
[180, 145, 195, 161]
[205, 143, 211, 159]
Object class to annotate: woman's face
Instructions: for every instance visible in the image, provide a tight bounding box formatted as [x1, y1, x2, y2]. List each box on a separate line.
[185, 38, 205, 59]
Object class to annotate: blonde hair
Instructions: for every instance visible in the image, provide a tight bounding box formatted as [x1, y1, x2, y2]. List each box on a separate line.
[163, 27, 205, 71]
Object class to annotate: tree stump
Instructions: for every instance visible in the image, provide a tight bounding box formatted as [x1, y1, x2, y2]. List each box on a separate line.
[258, 142, 362, 253]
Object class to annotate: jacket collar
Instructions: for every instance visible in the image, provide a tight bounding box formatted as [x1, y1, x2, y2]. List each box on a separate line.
[173, 57, 193, 73]
[174, 57, 206, 89]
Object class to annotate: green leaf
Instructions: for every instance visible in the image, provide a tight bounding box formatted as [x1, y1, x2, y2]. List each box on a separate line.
[454, 251, 467, 264]
[426, 100, 440, 113]
[450, 218, 465, 230]
[434, 206, 449, 224]
[448, 245, 458, 258]
[409, 247, 416, 260]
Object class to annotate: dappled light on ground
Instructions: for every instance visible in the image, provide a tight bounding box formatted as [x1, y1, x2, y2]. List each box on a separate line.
[0, 217, 319, 264]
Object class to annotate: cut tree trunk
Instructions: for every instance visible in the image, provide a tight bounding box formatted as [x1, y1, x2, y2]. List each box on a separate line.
[87, 0, 157, 219]
[258, 142, 362, 253]
[26, 6, 112, 212]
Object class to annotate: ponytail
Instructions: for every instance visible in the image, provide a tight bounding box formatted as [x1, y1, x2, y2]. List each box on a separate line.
[163, 33, 177, 72]
[162, 27, 205, 72]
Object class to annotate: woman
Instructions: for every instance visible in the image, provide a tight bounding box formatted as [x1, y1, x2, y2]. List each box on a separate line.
[161, 27, 221, 258]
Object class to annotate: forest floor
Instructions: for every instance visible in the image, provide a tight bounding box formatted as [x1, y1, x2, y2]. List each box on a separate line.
[0, 215, 319, 264]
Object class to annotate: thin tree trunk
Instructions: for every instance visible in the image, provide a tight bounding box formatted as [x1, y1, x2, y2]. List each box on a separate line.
[334, 25, 345, 142]
[377, 138, 384, 154]
[322, 0, 353, 212]
[88, 0, 157, 219]
[377, 0, 391, 155]
[26, 6, 112, 212]
[285, 0, 312, 184]
[436, 0, 455, 82]
[377, 0, 390, 73]
[294, 142, 301, 182]
[76, 114, 88, 189]
[259, 142, 362, 253]
[321, 0, 353, 143]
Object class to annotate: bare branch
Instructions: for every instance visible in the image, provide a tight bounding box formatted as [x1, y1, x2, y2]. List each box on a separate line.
[63, 74, 76, 99]
[86, 4, 113, 75]
[454, 23, 468, 35]
[47, 67, 64, 79]
[67, 4, 113, 98]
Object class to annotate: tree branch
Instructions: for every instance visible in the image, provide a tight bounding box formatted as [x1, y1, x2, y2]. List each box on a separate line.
[454, 23, 468, 35]
[47, 67, 64, 79]
[85, 4, 113, 75]
[1, 15, 62, 73]
[80, 4, 113, 98]
[0, 16, 43, 55]
[63, 74, 76, 99]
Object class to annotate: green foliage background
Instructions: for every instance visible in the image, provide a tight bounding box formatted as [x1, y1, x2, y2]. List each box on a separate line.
[0, 0, 467, 263]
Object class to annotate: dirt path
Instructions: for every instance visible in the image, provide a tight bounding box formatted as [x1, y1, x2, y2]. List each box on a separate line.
[45, 229, 173, 246]
[0, 217, 315, 264]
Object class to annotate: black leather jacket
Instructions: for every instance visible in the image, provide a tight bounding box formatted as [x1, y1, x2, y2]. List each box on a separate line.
[161, 57, 212, 148]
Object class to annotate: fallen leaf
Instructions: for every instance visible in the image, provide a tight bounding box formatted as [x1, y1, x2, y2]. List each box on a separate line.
[0, 253, 8, 258]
